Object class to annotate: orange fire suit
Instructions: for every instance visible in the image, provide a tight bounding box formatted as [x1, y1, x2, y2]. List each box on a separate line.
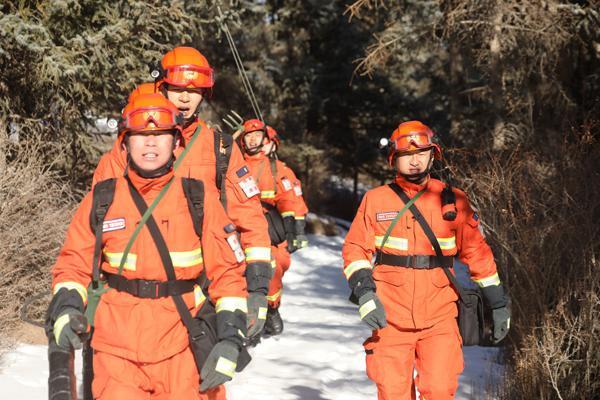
[342, 176, 503, 400]
[93, 119, 271, 268]
[243, 154, 305, 308]
[52, 170, 247, 399]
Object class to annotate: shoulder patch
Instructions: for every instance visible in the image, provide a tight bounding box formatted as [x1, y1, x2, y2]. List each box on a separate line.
[236, 166, 250, 178]
[103, 218, 126, 233]
[376, 211, 398, 222]
[281, 177, 292, 191]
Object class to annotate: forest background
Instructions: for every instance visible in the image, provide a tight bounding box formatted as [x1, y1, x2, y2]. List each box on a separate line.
[1, 1, 598, 399]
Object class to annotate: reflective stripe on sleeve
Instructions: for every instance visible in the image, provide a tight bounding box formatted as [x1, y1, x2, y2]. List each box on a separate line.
[261, 190, 275, 199]
[170, 248, 203, 268]
[245, 247, 271, 262]
[344, 259, 372, 280]
[103, 251, 137, 271]
[281, 211, 295, 218]
[53, 282, 88, 304]
[266, 290, 282, 302]
[295, 216, 305, 220]
[374, 235, 408, 251]
[215, 297, 248, 313]
[473, 272, 501, 287]
[435, 236, 456, 251]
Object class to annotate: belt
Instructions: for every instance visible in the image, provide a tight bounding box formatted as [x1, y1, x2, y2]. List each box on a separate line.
[375, 252, 453, 269]
[105, 273, 198, 299]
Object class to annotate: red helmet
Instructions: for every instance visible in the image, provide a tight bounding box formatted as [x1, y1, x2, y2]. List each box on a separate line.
[160, 47, 214, 89]
[239, 119, 267, 154]
[127, 82, 158, 104]
[266, 125, 281, 147]
[120, 93, 182, 135]
[386, 120, 441, 166]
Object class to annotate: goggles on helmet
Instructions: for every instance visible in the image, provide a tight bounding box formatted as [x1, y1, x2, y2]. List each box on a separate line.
[123, 107, 181, 132]
[163, 65, 214, 88]
[390, 132, 436, 152]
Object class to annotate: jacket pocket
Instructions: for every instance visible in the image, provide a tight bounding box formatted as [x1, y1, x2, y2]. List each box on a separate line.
[373, 266, 407, 287]
[430, 268, 451, 288]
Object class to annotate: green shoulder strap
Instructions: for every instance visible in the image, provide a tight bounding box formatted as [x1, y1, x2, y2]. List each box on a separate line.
[378, 188, 426, 250]
[117, 124, 203, 275]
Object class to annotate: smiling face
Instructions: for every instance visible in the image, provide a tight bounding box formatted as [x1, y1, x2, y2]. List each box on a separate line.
[243, 130, 267, 155]
[125, 130, 178, 173]
[164, 84, 204, 119]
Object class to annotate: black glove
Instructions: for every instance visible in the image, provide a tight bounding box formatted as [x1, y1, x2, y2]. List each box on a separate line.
[46, 287, 88, 350]
[200, 340, 239, 391]
[358, 291, 387, 330]
[53, 308, 89, 350]
[347, 268, 377, 304]
[246, 292, 268, 338]
[481, 283, 511, 344]
[283, 216, 298, 253]
[293, 218, 308, 250]
[491, 307, 510, 344]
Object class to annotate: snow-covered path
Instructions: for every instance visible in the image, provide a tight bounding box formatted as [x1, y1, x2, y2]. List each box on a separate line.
[0, 233, 502, 399]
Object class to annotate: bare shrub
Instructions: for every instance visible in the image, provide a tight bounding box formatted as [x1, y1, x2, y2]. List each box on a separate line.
[0, 135, 75, 355]
[448, 122, 599, 399]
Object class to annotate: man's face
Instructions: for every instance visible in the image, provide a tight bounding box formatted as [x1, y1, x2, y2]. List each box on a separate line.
[165, 84, 203, 119]
[243, 130, 266, 153]
[395, 147, 433, 176]
[262, 140, 276, 156]
[125, 131, 178, 172]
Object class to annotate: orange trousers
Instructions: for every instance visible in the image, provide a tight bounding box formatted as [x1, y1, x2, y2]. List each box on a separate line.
[267, 242, 291, 308]
[92, 347, 226, 400]
[363, 317, 463, 400]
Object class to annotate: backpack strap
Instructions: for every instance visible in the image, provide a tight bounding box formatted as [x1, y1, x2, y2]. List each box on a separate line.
[89, 179, 117, 288]
[181, 178, 210, 292]
[269, 157, 278, 195]
[214, 130, 233, 210]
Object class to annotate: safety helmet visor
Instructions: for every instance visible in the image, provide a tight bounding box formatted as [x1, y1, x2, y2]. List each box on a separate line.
[124, 107, 180, 132]
[163, 65, 214, 88]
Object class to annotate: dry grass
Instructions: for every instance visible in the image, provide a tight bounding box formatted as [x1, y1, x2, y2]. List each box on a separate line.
[449, 122, 599, 399]
[0, 135, 75, 355]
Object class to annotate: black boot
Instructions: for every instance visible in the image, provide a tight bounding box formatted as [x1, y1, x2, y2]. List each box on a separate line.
[263, 306, 284, 336]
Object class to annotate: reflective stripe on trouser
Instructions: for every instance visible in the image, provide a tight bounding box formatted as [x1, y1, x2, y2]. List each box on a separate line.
[363, 317, 463, 400]
[92, 348, 226, 400]
[267, 242, 291, 308]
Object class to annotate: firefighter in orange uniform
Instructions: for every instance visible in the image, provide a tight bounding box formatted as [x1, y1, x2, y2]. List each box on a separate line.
[264, 125, 309, 249]
[342, 121, 510, 400]
[238, 119, 307, 336]
[93, 47, 272, 338]
[46, 94, 248, 399]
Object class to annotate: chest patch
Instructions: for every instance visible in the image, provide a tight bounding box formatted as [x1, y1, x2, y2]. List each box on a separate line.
[102, 218, 126, 233]
[376, 211, 399, 222]
[236, 166, 250, 178]
[293, 184, 303, 196]
[238, 176, 260, 198]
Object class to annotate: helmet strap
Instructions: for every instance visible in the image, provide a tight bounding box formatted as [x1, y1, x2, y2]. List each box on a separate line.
[397, 152, 434, 184]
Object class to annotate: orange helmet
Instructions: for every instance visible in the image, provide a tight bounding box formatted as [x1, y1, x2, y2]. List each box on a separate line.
[127, 82, 158, 104]
[120, 93, 182, 135]
[160, 47, 214, 89]
[266, 125, 281, 147]
[386, 120, 441, 165]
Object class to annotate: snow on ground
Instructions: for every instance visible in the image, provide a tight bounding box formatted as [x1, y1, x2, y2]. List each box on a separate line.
[0, 234, 503, 399]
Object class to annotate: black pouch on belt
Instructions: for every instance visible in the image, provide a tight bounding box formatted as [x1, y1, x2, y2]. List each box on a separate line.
[188, 298, 219, 369]
[457, 288, 485, 346]
[262, 202, 286, 245]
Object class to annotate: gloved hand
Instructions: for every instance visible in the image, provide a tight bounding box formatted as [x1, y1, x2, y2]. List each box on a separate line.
[293, 234, 308, 250]
[491, 306, 510, 344]
[200, 340, 239, 391]
[246, 292, 268, 338]
[53, 308, 89, 350]
[283, 216, 298, 253]
[358, 291, 387, 330]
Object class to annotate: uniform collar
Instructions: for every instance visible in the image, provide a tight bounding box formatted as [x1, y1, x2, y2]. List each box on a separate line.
[394, 174, 430, 194]
[126, 167, 173, 196]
